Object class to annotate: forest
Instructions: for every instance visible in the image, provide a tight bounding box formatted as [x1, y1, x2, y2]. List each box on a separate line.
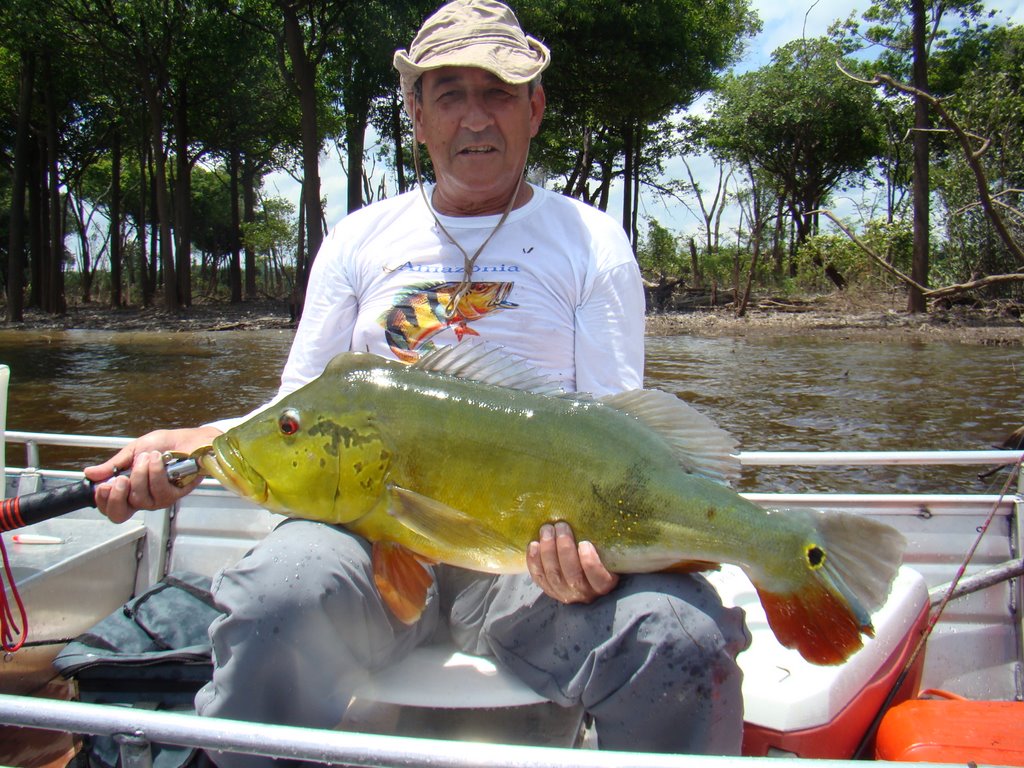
[1, 0, 1022, 322]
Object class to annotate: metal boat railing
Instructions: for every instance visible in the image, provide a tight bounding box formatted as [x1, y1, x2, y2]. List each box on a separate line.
[8, 428, 1024, 486]
[0, 693, 971, 768]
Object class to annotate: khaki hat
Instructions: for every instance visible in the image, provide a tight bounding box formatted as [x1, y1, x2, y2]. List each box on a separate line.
[393, 0, 550, 101]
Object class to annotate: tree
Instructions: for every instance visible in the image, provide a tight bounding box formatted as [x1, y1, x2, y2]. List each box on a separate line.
[59, 0, 195, 310]
[231, 0, 351, 299]
[185, 6, 299, 303]
[636, 217, 685, 311]
[330, 0, 431, 215]
[706, 37, 883, 288]
[930, 22, 1024, 289]
[833, 0, 988, 310]
[521, 0, 758, 248]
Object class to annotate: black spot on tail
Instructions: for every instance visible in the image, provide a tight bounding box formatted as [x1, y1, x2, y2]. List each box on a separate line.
[807, 545, 825, 568]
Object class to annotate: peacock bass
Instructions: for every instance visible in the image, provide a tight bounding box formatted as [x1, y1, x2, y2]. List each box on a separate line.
[196, 343, 906, 666]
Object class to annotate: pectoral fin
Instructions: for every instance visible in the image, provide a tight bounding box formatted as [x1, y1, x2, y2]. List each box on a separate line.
[372, 541, 435, 625]
[389, 486, 523, 571]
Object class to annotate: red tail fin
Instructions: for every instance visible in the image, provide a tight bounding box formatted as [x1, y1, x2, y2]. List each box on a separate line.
[756, 582, 872, 666]
[749, 508, 905, 665]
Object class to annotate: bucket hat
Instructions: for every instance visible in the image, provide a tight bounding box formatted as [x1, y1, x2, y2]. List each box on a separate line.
[393, 0, 550, 101]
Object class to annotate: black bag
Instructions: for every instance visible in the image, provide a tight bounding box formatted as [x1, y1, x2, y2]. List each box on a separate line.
[55, 571, 224, 768]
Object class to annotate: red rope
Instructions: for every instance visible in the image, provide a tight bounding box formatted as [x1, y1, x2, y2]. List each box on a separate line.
[0, 536, 27, 652]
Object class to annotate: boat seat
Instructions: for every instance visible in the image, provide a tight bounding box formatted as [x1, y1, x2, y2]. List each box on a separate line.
[352, 643, 546, 709]
[345, 642, 587, 746]
[348, 564, 928, 753]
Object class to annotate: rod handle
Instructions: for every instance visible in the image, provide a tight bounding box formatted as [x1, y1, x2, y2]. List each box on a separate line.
[0, 480, 95, 533]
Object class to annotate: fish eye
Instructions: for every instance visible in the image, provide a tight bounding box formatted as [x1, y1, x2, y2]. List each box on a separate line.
[278, 409, 301, 436]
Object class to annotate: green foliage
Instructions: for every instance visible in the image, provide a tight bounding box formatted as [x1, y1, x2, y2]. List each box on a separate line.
[795, 219, 912, 291]
[636, 218, 684, 278]
[707, 37, 883, 245]
[521, 0, 759, 205]
[930, 22, 1024, 291]
[189, 165, 234, 258]
[241, 197, 296, 263]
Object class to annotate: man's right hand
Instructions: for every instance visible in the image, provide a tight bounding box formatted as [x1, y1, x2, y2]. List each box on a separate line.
[84, 426, 223, 523]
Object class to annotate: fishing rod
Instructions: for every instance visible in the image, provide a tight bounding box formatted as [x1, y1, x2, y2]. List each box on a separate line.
[0, 454, 203, 533]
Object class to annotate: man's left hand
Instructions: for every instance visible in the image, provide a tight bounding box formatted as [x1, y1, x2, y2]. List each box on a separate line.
[527, 522, 620, 604]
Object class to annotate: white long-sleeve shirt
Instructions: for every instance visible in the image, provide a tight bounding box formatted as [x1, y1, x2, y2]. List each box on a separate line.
[212, 184, 645, 430]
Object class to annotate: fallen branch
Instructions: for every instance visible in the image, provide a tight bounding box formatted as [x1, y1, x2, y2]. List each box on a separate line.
[811, 209, 927, 292]
[813, 208, 1024, 300]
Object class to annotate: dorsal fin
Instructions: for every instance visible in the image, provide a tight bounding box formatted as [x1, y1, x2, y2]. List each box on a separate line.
[411, 342, 565, 396]
[599, 389, 741, 486]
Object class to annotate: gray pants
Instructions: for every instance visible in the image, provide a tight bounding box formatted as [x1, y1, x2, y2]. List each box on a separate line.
[195, 519, 749, 766]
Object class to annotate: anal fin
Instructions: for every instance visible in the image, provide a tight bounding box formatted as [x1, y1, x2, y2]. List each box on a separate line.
[372, 541, 434, 625]
[659, 559, 721, 575]
[755, 582, 867, 666]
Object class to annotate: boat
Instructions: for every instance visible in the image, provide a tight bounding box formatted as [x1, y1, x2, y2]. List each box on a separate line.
[0, 368, 1022, 766]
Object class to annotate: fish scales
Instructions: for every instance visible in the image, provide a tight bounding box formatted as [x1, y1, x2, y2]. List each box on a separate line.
[198, 345, 906, 666]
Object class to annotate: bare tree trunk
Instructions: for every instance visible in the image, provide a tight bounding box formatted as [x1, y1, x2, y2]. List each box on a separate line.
[908, 0, 930, 313]
[174, 81, 192, 307]
[621, 120, 634, 244]
[110, 129, 123, 308]
[390, 95, 407, 194]
[138, 130, 153, 306]
[243, 156, 258, 299]
[29, 135, 43, 309]
[144, 85, 178, 309]
[345, 98, 368, 213]
[229, 145, 243, 303]
[5, 52, 34, 322]
[43, 54, 65, 315]
[280, 1, 323, 282]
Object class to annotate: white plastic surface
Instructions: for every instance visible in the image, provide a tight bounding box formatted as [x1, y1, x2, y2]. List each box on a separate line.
[707, 564, 928, 732]
[354, 644, 547, 708]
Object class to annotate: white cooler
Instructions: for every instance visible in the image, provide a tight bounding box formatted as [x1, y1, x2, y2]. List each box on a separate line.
[706, 565, 930, 759]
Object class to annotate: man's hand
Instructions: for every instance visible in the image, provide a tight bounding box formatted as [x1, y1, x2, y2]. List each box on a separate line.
[527, 521, 619, 604]
[84, 426, 222, 523]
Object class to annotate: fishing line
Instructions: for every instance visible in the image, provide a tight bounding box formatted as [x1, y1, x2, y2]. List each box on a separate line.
[411, 122, 524, 321]
[0, 537, 27, 653]
[852, 452, 1022, 758]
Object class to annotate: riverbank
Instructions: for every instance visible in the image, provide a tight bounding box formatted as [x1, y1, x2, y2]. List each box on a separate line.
[3, 293, 1022, 345]
[645, 294, 1024, 346]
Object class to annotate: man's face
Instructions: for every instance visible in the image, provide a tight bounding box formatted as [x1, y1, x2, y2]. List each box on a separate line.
[414, 66, 545, 216]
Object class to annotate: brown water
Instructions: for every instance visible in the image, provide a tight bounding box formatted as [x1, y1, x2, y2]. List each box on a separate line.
[1, 329, 1021, 493]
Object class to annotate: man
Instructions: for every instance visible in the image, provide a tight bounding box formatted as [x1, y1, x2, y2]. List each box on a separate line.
[87, 1, 748, 764]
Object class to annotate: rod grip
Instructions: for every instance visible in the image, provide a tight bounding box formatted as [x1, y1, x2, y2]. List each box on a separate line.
[0, 480, 96, 532]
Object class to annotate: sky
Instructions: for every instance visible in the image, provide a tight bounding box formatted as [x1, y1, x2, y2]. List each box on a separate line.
[265, 0, 1024, 244]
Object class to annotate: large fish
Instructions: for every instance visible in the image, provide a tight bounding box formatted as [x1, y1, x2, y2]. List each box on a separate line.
[197, 343, 905, 665]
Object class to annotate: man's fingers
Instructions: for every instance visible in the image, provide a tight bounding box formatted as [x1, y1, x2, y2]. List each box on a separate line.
[554, 521, 587, 591]
[579, 540, 619, 595]
[537, 523, 566, 592]
[84, 447, 136, 482]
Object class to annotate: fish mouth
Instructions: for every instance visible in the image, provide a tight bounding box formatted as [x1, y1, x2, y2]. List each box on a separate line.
[195, 436, 268, 503]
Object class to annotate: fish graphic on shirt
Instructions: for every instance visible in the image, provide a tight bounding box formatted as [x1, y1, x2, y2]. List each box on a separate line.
[380, 281, 517, 362]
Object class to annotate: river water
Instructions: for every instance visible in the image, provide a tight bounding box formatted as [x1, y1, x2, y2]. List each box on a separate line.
[1, 329, 1022, 493]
